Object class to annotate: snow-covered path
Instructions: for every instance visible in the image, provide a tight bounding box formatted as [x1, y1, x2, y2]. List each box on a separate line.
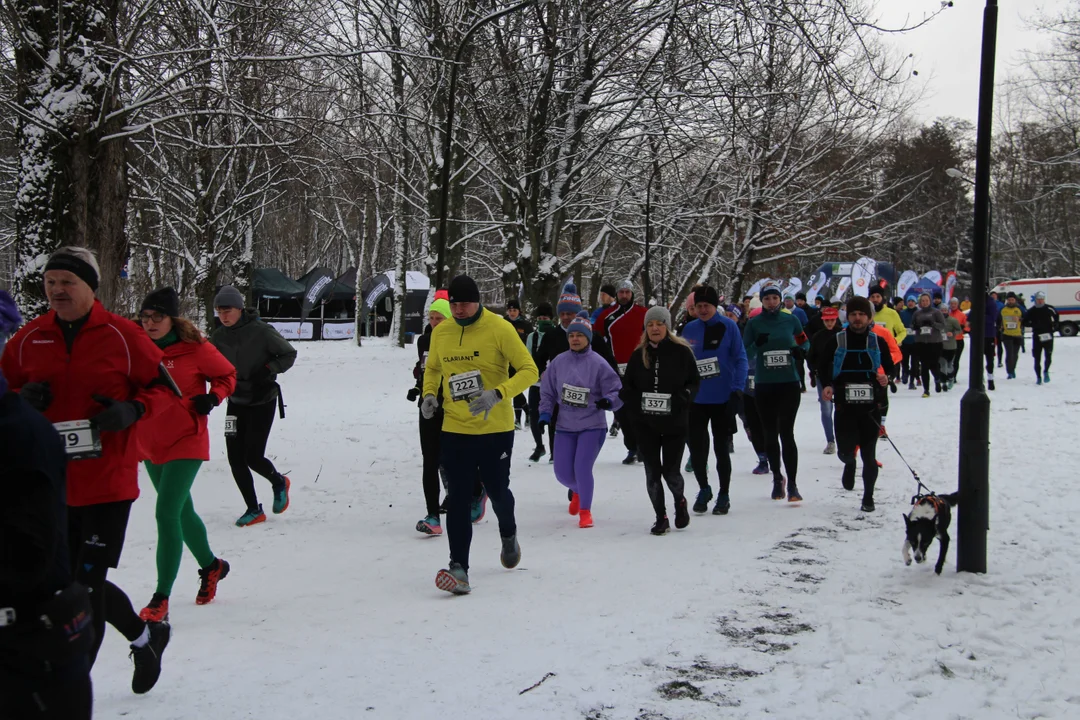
[95, 338, 1079, 719]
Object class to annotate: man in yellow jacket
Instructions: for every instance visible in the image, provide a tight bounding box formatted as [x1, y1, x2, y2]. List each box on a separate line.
[870, 287, 907, 350]
[998, 291, 1025, 379]
[422, 275, 539, 595]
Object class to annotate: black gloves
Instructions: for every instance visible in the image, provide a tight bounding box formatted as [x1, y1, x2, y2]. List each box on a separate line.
[191, 393, 220, 416]
[20, 381, 52, 412]
[809, 374, 817, 388]
[755, 333, 771, 347]
[252, 365, 273, 383]
[91, 395, 145, 432]
[406, 388, 420, 402]
[595, 398, 613, 410]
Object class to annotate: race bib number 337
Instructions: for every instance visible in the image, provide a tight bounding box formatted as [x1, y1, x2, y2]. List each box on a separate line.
[54, 420, 102, 460]
[641, 392, 672, 415]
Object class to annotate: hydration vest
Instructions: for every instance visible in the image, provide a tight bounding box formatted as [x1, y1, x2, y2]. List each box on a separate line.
[833, 329, 881, 378]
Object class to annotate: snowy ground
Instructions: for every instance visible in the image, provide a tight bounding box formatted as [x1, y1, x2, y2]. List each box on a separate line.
[96, 337, 1078, 720]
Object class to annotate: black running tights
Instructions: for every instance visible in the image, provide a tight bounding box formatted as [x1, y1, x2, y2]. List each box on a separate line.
[754, 383, 801, 485]
[226, 401, 282, 511]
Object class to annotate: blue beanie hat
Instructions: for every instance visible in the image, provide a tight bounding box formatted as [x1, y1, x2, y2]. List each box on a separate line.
[557, 282, 583, 315]
[566, 310, 593, 343]
[760, 284, 783, 300]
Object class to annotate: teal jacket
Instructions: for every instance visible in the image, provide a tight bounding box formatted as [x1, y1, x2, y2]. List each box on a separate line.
[742, 310, 809, 385]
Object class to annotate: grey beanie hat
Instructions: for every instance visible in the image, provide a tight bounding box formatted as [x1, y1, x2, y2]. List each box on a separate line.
[617, 279, 634, 293]
[214, 284, 246, 309]
[644, 305, 672, 331]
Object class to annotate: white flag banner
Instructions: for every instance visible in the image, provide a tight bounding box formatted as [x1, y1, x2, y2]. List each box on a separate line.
[922, 270, 943, 286]
[852, 257, 876, 297]
[834, 277, 852, 301]
[943, 271, 958, 305]
[897, 270, 919, 300]
[782, 277, 803, 298]
[805, 271, 830, 304]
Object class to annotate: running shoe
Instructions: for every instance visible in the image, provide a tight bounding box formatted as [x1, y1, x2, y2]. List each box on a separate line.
[235, 505, 266, 527]
[416, 515, 442, 535]
[712, 493, 730, 516]
[130, 621, 170, 695]
[650, 516, 670, 535]
[823, 442, 836, 455]
[752, 454, 770, 475]
[435, 563, 471, 594]
[568, 492, 580, 516]
[787, 483, 803, 502]
[196, 558, 230, 605]
[692, 485, 713, 514]
[139, 593, 169, 623]
[578, 509, 593, 529]
[528, 446, 546, 462]
[470, 489, 488, 523]
[771, 477, 786, 500]
[500, 535, 521, 568]
[271, 476, 291, 514]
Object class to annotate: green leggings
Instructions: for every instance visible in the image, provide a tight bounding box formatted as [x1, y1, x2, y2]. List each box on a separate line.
[144, 460, 216, 596]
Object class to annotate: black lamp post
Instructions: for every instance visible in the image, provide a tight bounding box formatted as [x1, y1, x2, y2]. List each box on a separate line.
[956, 0, 997, 574]
[433, 0, 536, 290]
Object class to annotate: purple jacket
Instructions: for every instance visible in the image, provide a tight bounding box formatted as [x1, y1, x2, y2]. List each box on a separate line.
[539, 346, 623, 433]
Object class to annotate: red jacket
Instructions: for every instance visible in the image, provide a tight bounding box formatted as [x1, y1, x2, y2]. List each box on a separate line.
[595, 302, 647, 364]
[1, 302, 172, 507]
[137, 338, 236, 464]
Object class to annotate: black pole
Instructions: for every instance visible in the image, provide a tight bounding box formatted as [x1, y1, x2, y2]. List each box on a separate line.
[956, 0, 997, 574]
[433, 0, 535, 290]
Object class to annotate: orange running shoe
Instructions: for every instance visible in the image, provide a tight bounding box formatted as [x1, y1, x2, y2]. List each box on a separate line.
[139, 593, 169, 622]
[568, 492, 580, 515]
[578, 509, 593, 528]
[196, 558, 230, 605]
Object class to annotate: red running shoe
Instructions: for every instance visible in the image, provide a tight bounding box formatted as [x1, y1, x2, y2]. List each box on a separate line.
[196, 558, 230, 605]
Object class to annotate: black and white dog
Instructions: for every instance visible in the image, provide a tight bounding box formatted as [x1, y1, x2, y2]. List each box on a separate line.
[902, 492, 961, 575]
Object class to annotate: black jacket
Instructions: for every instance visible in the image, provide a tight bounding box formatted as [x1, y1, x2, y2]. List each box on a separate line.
[1024, 304, 1059, 336]
[816, 327, 895, 411]
[210, 309, 297, 406]
[505, 316, 533, 344]
[806, 327, 837, 380]
[534, 325, 616, 375]
[621, 337, 701, 434]
[0, 391, 69, 615]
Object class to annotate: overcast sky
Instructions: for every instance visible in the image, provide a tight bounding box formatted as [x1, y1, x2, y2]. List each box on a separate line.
[878, 0, 1072, 124]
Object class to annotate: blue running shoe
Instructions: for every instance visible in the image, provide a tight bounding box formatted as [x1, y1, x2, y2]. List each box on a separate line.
[272, 476, 291, 514]
[416, 515, 442, 535]
[692, 485, 713, 513]
[471, 489, 487, 524]
[752, 454, 770, 475]
[1044, 371, 1051, 384]
[712, 493, 731, 515]
[236, 505, 266, 527]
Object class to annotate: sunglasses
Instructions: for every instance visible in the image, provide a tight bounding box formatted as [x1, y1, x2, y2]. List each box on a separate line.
[139, 311, 167, 323]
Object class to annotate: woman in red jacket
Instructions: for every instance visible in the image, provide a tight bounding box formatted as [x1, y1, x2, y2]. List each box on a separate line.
[136, 288, 236, 622]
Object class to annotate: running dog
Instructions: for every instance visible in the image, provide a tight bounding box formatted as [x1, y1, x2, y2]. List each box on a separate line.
[902, 492, 961, 575]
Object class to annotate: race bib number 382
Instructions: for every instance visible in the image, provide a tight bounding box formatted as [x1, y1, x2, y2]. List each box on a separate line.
[561, 384, 590, 408]
[54, 420, 102, 460]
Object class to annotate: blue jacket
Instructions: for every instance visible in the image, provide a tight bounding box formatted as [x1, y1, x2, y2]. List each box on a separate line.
[985, 295, 1001, 337]
[898, 307, 918, 345]
[682, 314, 748, 404]
[789, 306, 809, 326]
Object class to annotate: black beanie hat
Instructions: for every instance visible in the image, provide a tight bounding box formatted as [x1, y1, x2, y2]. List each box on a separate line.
[506, 298, 520, 311]
[695, 285, 720, 307]
[534, 301, 554, 318]
[600, 283, 617, 297]
[141, 287, 180, 317]
[795, 292, 807, 301]
[869, 285, 887, 300]
[846, 295, 874, 318]
[448, 275, 481, 304]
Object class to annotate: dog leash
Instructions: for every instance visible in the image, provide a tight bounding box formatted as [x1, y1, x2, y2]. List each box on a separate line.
[871, 417, 935, 499]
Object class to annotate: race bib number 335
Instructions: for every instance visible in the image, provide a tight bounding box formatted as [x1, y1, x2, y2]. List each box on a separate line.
[696, 357, 720, 379]
[54, 420, 102, 460]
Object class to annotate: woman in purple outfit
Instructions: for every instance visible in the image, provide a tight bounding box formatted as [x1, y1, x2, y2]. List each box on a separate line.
[538, 313, 623, 528]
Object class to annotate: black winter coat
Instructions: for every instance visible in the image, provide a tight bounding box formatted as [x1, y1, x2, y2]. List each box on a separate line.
[0, 391, 69, 614]
[210, 309, 297, 406]
[621, 337, 701, 435]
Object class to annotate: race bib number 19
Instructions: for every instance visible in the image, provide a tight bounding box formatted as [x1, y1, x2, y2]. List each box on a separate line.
[448, 370, 483, 401]
[561, 384, 590, 408]
[1005, 320, 1018, 330]
[54, 420, 102, 460]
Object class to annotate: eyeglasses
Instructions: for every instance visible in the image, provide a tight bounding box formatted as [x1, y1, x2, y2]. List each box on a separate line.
[139, 311, 167, 323]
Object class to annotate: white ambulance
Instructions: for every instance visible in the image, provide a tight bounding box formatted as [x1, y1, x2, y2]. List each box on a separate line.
[991, 277, 1080, 337]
